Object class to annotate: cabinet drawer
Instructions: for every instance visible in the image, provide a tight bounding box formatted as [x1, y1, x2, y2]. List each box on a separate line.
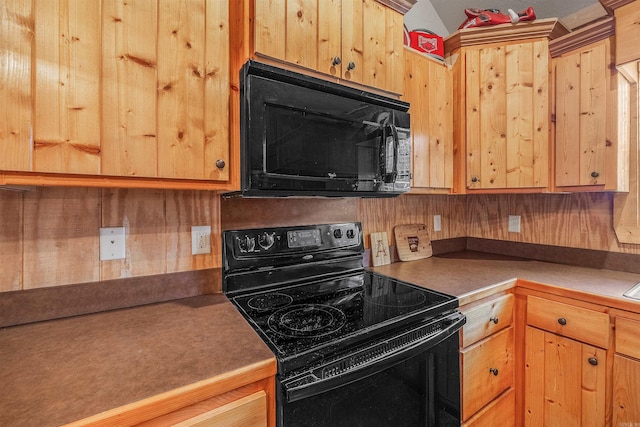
[461, 327, 514, 421]
[462, 388, 514, 427]
[173, 391, 266, 427]
[616, 317, 640, 359]
[527, 296, 610, 348]
[461, 294, 514, 347]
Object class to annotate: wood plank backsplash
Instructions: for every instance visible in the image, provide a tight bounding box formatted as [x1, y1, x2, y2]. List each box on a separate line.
[2, 188, 640, 293]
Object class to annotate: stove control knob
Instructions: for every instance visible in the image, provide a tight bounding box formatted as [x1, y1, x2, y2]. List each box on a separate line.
[237, 235, 256, 253]
[333, 229, 343, 239]
[346, 229, 355, 239]
[258, 232, 275, 250]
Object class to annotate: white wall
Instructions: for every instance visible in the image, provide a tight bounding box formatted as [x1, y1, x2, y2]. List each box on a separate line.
[404, 0, 449, 36]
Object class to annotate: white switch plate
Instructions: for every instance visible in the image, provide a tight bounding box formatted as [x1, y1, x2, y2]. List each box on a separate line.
[192, 225, 211, 255]
[508, 215, 521, 233]
[433, 215, 442, 232]
[99, 227, 126, 261]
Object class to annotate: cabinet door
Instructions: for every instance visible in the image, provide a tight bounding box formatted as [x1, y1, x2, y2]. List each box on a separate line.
[403, 49, 453, 191]
[613, 354, 640, 426]
[1, 0, 32, 172]
[156, 0, 230, 180]
[555, 40, 609, 188]
[465, 42, 549, 190]
[525, 326, 606, 427]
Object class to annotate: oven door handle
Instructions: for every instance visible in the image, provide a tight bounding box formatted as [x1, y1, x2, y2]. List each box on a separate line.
[281, 311, 466, 403]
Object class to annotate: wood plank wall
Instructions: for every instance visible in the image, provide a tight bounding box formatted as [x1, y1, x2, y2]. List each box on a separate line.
[2, 189, 640, 294]
[0, 187, 220, 293]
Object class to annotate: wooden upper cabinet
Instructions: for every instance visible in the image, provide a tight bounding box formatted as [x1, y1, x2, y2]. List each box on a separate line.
[550, 19, 627, 191]
[611, 0, 640, 66]
[252, 0, 405, 94]
[403, 48, 453, 192]
[446, 20, 563, 193]
[1, 0, 231, 188]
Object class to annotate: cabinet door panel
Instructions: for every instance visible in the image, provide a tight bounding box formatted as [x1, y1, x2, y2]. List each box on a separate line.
[465, 42, 548, 190]
[102, 0, 158, 177]
[613, 354, 640, 426]
[33, 0, 101, 174]
[0, 0, 32, 171]
[555, 41, 608, 187]
[341, 0, 364, 84]
[525, 326, 606, 427]
[362, 0, 385, 90]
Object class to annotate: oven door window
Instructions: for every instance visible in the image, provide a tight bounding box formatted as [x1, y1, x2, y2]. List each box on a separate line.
[279, 334, 460, 427]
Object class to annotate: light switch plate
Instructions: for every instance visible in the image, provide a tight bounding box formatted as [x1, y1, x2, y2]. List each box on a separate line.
[99, 227, 126, 261]
[192, 225, 212, 255]
[508, 215, 521, 233]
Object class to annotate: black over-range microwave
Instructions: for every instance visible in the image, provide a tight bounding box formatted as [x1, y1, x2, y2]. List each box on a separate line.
[239, 61, 411, 197]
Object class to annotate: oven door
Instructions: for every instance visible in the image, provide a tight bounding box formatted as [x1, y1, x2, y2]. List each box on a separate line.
[277, 312, 464, 427]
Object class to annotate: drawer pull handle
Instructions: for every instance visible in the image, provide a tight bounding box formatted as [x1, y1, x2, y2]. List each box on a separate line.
[558, 317, 567, 326]
[489, 317, 499, 324]
[489, 368, 499, 376]
[588, 357, 598, 366]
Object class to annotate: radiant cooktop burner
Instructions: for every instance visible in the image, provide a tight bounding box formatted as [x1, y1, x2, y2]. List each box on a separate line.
[247, 292, 294, 311]
[268, 304, 347, 338]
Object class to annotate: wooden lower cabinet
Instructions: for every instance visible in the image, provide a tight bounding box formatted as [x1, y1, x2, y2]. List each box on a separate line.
[169, 391, 266, 427]
[462, 388, 515, 427]
[136, 384, 271, 427]
[460, 294, 515, 422]
[613, 316, 640, 425]
[524, 326, 607, 426]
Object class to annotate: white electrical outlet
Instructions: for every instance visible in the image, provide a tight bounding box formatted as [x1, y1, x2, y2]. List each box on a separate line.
[433, 215, 442, 232]
[192, 225, 211, 255]
[99, 227, 126, 261]
[508, 215, 521, 233]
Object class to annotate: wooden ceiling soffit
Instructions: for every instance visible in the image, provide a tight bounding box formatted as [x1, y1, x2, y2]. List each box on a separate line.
[549, 17, 615, 58]
[376, 0, 416, 15]
[444, 18, 570, 53]
[599, 0, 636, 13]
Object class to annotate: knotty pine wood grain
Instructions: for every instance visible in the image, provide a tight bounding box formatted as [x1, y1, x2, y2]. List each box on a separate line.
[341, 0, 364, 84]
[101, 0, 158, 177]
[33, 0, 101, 175]
[158, 0, 211, 180]
[0, 190, 23, 291]
[0, 0, 32, 172]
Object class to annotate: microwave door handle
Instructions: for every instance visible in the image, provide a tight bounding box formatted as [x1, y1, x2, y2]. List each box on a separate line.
[380, 124, 398, 183]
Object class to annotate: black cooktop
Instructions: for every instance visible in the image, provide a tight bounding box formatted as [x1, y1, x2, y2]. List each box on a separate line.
[230, 270, 457, 372]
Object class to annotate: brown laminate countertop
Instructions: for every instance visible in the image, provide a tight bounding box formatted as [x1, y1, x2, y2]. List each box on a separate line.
[369, 251, 640, 310]
[0, 294, 276, 427]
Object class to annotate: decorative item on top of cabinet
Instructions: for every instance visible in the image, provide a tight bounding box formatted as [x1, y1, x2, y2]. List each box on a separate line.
[550, 18, 629, 192]
[459, 293, 515, 424]
[403, 48, 453, 193]
[445, 19, 567, 194]
[612, 315, 640, 426]
[233, 0, 409, 95]
[0, 0, 232, 190]
[524, 295, 610, 426]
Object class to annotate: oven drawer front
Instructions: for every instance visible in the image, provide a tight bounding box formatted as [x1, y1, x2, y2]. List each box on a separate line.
[460, 294, 514, 347]
[461, 326, 514, 420]
[527, 296, 610, 348]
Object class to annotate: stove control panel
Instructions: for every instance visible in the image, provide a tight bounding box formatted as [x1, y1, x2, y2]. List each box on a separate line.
[227, 223, 362, 257]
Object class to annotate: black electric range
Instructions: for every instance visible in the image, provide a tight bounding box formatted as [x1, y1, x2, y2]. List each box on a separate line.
[223, 222, 464, 427]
